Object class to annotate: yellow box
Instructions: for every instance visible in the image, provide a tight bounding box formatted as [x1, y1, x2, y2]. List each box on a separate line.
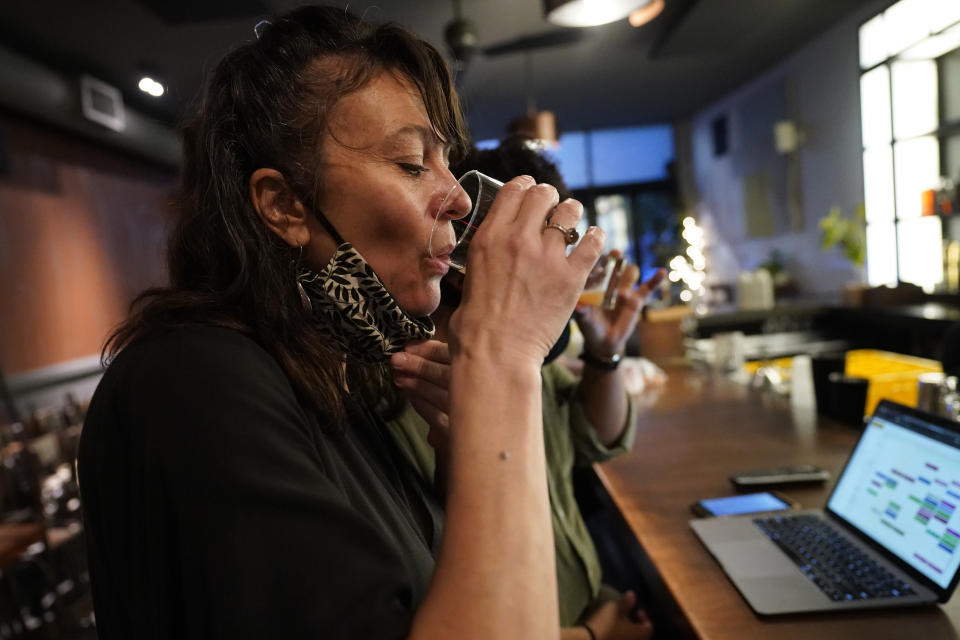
[742, 357, 794, 377]
[845, 349, 942, 415]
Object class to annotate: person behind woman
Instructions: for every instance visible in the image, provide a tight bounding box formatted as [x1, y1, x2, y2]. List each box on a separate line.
[77, 7, 604, 639]
[390, 137, 659, 640]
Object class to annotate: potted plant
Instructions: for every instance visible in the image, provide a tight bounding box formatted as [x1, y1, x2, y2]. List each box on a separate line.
[819, 204, 866, 305]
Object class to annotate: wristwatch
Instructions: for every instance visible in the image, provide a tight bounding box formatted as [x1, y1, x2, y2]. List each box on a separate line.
[578, 349, 622, 371]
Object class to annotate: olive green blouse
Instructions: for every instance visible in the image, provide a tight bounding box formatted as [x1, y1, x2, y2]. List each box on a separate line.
[388, 360, 636, 626]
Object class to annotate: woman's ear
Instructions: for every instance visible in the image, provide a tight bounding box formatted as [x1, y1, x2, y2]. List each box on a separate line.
[249, 168, 311, 247]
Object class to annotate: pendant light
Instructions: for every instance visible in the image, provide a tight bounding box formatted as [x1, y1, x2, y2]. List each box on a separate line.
[444, 0, 478, 75]
[507, 52, 558, 145]
[544, 0, 657, 28]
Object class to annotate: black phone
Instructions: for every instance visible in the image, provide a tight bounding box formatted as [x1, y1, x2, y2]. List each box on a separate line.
[690, 491, 798, 518]
[728, 464, 830, 488]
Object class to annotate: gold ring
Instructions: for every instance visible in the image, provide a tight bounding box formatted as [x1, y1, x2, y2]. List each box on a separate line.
[543, 221, 579, 245]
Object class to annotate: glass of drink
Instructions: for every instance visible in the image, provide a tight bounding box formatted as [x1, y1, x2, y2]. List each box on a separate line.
[429, 170, 625, 307]
[429, 170, 503, 274]
[578, 253, 626, 310]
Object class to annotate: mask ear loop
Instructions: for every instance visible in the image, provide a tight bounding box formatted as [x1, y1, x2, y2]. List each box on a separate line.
[287, 176, 347, 246]
[285, 176, 343, 315]
[295, 245, 313, 314]
[311, 209, 346, 247]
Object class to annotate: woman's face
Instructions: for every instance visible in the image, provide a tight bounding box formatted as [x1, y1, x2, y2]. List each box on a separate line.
[310, 70, 468, 317]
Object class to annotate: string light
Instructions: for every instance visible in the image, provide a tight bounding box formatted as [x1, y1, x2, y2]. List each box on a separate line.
[668, 217, 708, 313]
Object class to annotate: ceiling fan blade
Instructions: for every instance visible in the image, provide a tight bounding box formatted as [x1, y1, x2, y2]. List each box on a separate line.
[482, 28, 588, 57]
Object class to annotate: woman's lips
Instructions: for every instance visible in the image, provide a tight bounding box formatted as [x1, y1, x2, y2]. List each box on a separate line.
[426, 252, 451, 276]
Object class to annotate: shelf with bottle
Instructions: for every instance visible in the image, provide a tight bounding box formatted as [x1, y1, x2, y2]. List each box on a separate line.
[922, 174, 960, 217]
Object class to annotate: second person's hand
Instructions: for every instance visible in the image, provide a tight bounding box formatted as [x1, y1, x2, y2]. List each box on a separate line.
[391, 339, 452, 451]
[575, 264, 665, 359]
[580, 591, 654, 640]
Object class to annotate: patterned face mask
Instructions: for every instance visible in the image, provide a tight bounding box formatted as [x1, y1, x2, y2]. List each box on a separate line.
[297, 242, 436, 365]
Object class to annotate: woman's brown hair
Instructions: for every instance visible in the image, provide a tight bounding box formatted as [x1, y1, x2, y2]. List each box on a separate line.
[104, 6, 468, 425]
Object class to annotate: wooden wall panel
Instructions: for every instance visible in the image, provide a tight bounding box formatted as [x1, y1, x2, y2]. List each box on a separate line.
[0, 113, 175, 374]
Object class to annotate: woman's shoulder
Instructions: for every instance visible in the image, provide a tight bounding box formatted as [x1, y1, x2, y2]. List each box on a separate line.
[121, 324, 264, 358]
[114, 325, 272, 372]
[87, 325, 328, 457]
[103, 325, 294, 409]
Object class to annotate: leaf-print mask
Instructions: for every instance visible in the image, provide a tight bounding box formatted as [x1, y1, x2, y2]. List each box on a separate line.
[297, 242, 435, 364]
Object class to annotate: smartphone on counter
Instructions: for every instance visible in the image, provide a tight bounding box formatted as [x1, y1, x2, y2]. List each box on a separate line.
[690, 491, 798, 518]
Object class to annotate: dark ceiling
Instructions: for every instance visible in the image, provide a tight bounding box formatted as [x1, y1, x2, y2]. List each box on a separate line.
[0, 0, 883, 140]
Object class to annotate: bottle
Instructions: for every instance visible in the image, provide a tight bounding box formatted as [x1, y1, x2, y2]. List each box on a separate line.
[738, 271, 758, 310]
[755, 269, 775, 309]
[941, 376, 959, 421]
[790, 354, 814, 407]
[922, 188, 936, 216]
[937, 177, 955, 216]
[738, 270, 775, 310]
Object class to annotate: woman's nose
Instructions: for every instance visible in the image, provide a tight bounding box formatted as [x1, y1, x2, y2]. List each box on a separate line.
[433, 176, 472, 222]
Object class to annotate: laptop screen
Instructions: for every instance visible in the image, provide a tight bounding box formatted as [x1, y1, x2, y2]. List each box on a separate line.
[827, 402, 960, 589]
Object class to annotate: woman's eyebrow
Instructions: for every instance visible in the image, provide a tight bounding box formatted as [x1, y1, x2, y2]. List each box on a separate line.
[384, 124, 444, 150]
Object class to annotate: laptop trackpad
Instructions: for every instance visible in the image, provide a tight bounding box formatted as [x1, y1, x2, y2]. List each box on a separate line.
[713, 540, 799, 578]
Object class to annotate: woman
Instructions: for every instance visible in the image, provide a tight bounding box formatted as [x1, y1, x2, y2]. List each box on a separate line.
[390, 138, 659, 640]
[77, 6, 603, 639]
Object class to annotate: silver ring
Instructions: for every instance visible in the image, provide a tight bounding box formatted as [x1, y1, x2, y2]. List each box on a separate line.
[543, 221, 579, 245]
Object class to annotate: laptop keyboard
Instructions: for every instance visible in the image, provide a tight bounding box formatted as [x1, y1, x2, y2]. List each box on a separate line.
[754, 514, 917, 601]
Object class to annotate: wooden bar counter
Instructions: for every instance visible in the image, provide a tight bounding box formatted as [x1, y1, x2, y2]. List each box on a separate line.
[597, 363, 960, 639]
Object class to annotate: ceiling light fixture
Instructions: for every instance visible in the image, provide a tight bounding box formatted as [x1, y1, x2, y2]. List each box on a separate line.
[137, 76, 164, 98]
[444, 0, 478, 74]
[507, 53, 559, 146]
[628, 0, 664, 27]
[544, 0, 655, 28]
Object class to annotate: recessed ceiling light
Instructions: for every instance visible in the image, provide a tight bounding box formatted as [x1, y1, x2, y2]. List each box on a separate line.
[544, 0, 656, 28]
[138, 76, 164, 98]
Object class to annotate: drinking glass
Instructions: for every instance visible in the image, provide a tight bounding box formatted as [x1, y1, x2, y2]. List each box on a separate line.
[429, 170, 625, 308]
[429, 170, 503, 274]
[579, 253, 626, 310]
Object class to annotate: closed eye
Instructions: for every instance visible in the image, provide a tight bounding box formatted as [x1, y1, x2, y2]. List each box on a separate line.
[397, 162, 429, 177]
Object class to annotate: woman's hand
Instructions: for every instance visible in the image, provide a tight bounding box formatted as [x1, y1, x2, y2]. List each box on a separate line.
[390, 340, 451, 452]
[575, 261, 664, 359]
[449, 176, 605, 369]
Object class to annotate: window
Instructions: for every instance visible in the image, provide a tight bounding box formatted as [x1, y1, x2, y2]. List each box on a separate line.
[547, 125, 674, 189]
[858, 1, 959, 290]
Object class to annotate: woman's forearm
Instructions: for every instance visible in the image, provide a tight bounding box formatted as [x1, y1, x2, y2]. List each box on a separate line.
[411, 351, 559, 640]
[577, 366, 630, 446]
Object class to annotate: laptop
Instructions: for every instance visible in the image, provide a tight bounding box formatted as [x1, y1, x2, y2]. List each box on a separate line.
[691, 399, 960, 615]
